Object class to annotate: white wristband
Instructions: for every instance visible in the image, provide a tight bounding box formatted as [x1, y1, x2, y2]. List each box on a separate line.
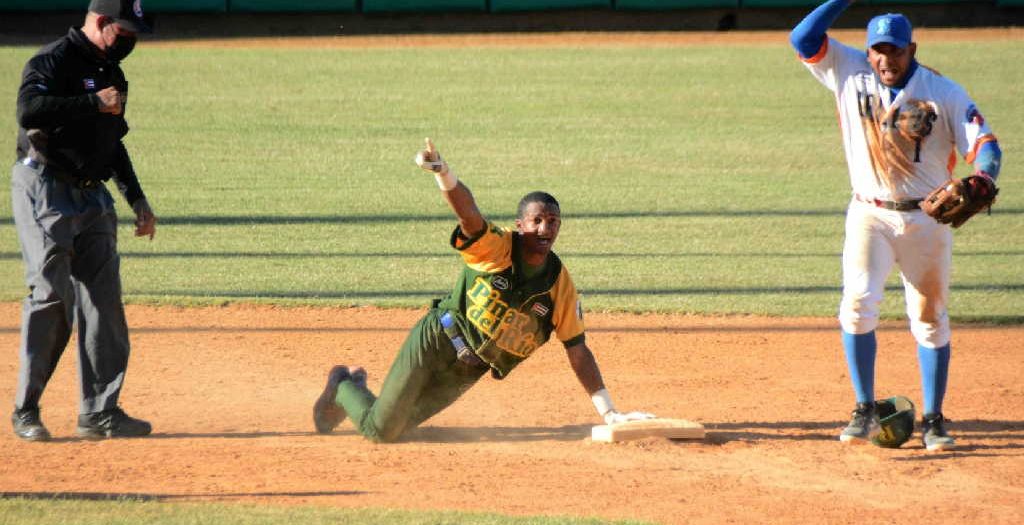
[591, 388, 615, 417]
[435, 169, 458, 192]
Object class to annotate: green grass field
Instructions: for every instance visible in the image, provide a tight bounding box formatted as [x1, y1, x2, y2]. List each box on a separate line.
[0, 498, 652, 525]
[1, 40, 1022, 321]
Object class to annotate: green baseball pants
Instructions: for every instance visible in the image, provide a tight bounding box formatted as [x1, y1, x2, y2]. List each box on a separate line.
[335, 309, 488, 442]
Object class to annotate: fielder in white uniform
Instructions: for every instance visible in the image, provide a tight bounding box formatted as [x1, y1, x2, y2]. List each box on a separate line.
[790, 0, 1003, 450]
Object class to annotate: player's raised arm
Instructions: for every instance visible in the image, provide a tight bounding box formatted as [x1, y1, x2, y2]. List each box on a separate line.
[414, 138, 485, 237]
[789, 0, 851, 59]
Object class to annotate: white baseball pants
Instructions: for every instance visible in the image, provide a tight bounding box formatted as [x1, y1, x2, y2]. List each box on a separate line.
[838, 199, 952, 348]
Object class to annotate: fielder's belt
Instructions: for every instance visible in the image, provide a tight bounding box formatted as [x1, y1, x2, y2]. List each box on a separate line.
[854, 193, 922, 211]
[439, 311, 489, 371]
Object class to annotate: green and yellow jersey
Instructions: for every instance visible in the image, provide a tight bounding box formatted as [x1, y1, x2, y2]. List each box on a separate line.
[436, 222, 585, 378]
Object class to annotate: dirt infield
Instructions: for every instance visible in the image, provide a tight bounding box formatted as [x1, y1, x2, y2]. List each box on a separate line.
[1, 303, 1022, 524]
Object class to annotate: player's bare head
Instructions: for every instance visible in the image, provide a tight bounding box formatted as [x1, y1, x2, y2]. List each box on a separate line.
[865, 13, 917, 87]
[516, 192, 561, 261]
[517, 192, 560, 220]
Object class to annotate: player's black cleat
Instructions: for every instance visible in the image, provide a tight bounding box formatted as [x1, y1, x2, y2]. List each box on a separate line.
[313, 365, 352, 434]
[76, 407, 152, 439]
[839, 402, 880, 444]
[922, 412, 956, 451]
[12, 407, 52, 442]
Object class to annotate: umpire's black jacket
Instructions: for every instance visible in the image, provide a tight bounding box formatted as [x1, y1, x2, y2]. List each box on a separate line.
[16, 27, 145, 205]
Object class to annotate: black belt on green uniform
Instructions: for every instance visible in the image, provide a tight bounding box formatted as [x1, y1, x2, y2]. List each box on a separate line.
[21, 157, 102, 189]
[439, 311, 489, 371]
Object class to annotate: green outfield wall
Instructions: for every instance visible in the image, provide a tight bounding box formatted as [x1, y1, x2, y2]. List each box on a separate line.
[866, 0, 974, 4]
[490, 0, 611, 12]
[734, 0, 819, 7]
[616, 0, 739, 9]
[361, 0, 485, 12]
[230, 0, 356, 11]
[144, 0, 226, 11]
[0, 0, 228, 10]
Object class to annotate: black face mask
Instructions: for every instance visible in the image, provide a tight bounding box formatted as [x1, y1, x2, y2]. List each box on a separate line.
[106, 34, 137, 63]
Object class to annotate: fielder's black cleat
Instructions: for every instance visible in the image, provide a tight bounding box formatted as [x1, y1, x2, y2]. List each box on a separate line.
[839, 402, 880, 444]
[76, 407, 152, 439]
[922, 412, 956, 451]
[313, 365, 351, 434]
[12, 407, 52, 442]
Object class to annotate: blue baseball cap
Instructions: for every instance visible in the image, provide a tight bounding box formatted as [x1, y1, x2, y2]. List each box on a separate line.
[866, 13, 912, 49]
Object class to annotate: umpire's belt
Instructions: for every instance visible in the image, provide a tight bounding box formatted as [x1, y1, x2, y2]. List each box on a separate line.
[439, 311, 489, 371]
[20, 158, 102, 189]
[855, 193, 922, 211]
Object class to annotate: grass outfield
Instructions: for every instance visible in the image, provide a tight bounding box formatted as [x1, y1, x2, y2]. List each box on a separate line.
[0, 40, 1021, 321]
[0, 498, 652, 525]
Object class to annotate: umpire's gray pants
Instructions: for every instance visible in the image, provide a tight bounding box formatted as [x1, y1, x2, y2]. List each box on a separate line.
[10, 161, 131, 415]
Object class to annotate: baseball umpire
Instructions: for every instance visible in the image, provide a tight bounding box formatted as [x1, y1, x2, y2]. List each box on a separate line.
[790, 0, 1003, 450]
[312, 139, 655, 442]
[10, 0, 157, 441]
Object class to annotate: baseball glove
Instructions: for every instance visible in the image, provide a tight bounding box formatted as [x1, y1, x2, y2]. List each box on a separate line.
[920, 174, 998, 228]
[871, 396, 916, 449]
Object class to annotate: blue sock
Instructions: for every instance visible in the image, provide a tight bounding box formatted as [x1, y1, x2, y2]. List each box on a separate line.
[918, 343, 951, 415]
[842, 330, 877, 404]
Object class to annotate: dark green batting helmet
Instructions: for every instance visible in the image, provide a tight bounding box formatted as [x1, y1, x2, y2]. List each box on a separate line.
[872, 396, 916, 448]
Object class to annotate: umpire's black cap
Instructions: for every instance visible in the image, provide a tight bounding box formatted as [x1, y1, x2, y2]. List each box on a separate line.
[89, 0, 154, 33]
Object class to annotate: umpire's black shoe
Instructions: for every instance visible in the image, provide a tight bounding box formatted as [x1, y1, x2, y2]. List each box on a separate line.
[313, 365, 352, 434]
[12, 407, 52, 442]
[76, 407, 152, 439]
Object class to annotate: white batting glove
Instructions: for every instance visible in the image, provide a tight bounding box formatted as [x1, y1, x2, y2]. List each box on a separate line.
[604, 410, 657, 425]
[414, 137, 448, 173]
[591, 388, 657, 424]
[414, 138, 458, 191]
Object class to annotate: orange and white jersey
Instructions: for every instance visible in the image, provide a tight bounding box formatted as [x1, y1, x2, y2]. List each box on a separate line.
[801, 37, 997, 201]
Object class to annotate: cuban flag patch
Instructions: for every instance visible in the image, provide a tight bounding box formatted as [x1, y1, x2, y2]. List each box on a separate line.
[83, 78, 96, 90]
